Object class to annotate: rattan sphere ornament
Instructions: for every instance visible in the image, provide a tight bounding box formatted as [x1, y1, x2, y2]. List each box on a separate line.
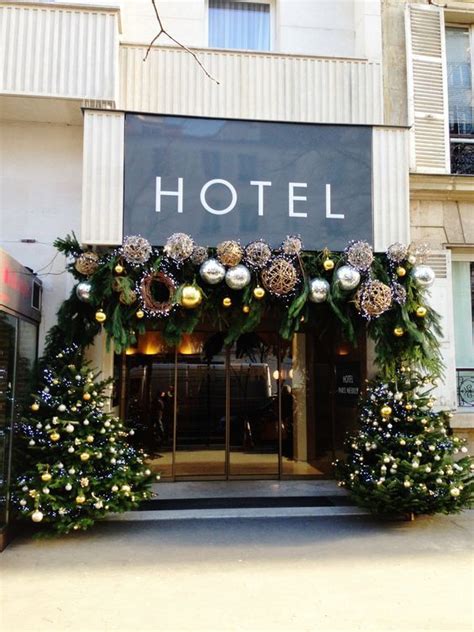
[225, 265, 251, 290]
[122, 236, 152, 266]
[308, 278, 330, 303]
[354, 280, 392, 319]
[261, 257, 299, 296]
[200, 259, 226, 285]
[164, 233, 194, 263]
[336, 265, 360, 291]
[391, 282, 407, 305]
[216, 241, 244, 267]
[387, 242, 408, 264]
[76, 282, 92, 303]
[345, 241, 374, 272]
[244, 240, 272, 269]
[139, 271, 177, 317]
[282, 235, 303, 256]
[74, 252, 99, 276]
[411, 265, 435, 288]
[190, 246, 209, 266]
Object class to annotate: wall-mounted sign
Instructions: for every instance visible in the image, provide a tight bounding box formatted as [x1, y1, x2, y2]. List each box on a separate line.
[335, 362, 360, 406]
[124, 114, 373, 249]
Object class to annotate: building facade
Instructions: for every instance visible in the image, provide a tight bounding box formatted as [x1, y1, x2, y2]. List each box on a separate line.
[0, 0, 473, 489]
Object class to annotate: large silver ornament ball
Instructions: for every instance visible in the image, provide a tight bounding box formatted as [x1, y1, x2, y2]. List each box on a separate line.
[309, 278, 330, 303]
[411, 265, 435, 288]
[76, 282, 92, 302]
[225, 264, 251, 290]
[199, 258, 226, 285]
[336, 265, 361, 291]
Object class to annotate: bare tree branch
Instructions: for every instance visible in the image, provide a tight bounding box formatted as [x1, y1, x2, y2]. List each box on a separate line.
[143, 0, 220, 85]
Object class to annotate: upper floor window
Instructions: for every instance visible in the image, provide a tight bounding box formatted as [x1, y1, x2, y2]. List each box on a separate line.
[209, 1, 271, 51]
[446, 26, 474, 174]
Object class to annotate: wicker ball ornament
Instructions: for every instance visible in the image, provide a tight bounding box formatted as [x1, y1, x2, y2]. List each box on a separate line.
[139, 271, 177, 316]
[261, 257, 299, 296]
[391, 282, 407, 305]
[354, 280, 393, 319]
[190, 246, 208, 266]
[164, 233, 194, 263]
[74, 252, 99, 276]
[281, 235, 303, 256]
[244, 240, 272, 269]
[122, 236, 152, 266]
[387, 242, 408, 264]
[216, 241, 243, 267]
[345, 241, 374, 272]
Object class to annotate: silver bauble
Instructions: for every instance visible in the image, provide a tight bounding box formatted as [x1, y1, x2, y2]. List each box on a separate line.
[199, 258, 226, 285]
[308, 278, 330, 303]
[76, 281, 92, 302]
[225, 264, 251, 290]
[411, 265, 435, 288]
[336, 265, 361, 291]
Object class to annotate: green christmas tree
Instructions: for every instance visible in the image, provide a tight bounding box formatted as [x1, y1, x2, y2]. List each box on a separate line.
[335, 367, 474, 515]
[13, 344, 153, 534]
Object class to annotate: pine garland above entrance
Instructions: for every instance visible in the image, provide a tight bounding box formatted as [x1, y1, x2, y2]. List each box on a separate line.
[51, 233, 443, 379]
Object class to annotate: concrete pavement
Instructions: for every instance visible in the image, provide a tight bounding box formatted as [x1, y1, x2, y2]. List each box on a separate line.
[1, 511, 473, 632]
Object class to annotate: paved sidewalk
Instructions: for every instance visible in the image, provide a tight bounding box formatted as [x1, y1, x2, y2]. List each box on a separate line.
[1, 510, 473, 632]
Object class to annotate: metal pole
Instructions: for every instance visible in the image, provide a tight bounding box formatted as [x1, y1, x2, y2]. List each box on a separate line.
[172, 347, 178, 480]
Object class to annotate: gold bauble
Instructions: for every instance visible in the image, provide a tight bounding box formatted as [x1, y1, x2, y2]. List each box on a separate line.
[396, 266, 406, 277]
[180, 285, 203, 309]
[416, 306, 427, 318]
[405, 403, 413, 411]
[242, 305, 250, 314]
[80, 452, 90, 462]
[31, 403, 40, 412]
[86, 435, 94, 443]
[136, 309, 144, 319]
[95, 309, 106, 323]
[393, 327, 405, 337]
[76, 495, 86, 504]
[381, 405, 392, 417]
[114, 263, 124, 275]
[323, 258, 335, 271]
[83, 392, 91, 401]
[50, 432, 60, 442]
[253, 286, 265, 300]
[41, 472, 52, 482]
[222, 297, 232, 308]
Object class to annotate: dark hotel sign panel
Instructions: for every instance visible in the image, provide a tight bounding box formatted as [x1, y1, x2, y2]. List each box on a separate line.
[124, 114, 373, 250]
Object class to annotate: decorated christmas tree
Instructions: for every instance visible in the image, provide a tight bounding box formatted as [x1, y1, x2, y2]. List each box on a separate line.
[335, 367, 474, 516]
[13, 344, 153, 534]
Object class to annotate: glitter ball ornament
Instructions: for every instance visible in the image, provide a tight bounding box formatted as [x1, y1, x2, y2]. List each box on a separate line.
[122, 236, 152, 266]
[190, 246, 208, 266]
[139, 271, 177, 317]
[225, 264, 251, 290]
[308, 278, 330, 303]
[411, 265, 435, 288]
[244, 240, 272, 269]
[74, 252, 99, 276]
[387, 242, 408, 264]
[354, 280, 392, 319]
[281, 235, 303, 256]
[217, 241, 243, 267]
[345, 241, 374, 272]
[200, 259, 226, 285]
[164, 233, 194, 263]
[336, 265, 360, 291]
[76, 282, 92, 303]
[261, 257, 299, 296]
[31, 510, 44, 523]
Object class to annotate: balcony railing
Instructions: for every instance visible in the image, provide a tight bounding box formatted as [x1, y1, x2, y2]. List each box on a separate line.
[456, 368, 474, 407]
[450, 141, 474, 175]
[0, 2, 119, 103]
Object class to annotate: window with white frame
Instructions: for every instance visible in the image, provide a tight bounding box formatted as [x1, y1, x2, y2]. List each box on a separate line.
[208, 0, 271, 51]
[446, 26, 474, 174]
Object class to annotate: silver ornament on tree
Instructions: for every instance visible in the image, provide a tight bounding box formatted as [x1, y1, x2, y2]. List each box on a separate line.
[200, 258, 226, 285]
[411, 265, 435, 288]
[336, 265, 361, 291]
[308, 278, 330, 303]
[76, 282, 92, 303]
[225, 264, 251, 290]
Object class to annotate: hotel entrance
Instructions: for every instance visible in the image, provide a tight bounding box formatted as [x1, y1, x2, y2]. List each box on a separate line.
[116, 325, 364, 481]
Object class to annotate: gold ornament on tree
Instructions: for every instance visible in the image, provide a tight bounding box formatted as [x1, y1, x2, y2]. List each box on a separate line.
[74, 252, 99, 276]
[244, 240, 272, 269]
[261, 257, 299, 296]
[354, 280, 392, 319]
[253, 286, 265, 300]
[122, 236, 152, 266]
[180, 285, 203, 309]
[139, 271, 177, 317]
[216, 240, 243, 267]
[380, 405, 392, 417]
[222, 297, 232, 308]
[416, 306, 427, 318]
[393, 326, 405, 337]
[95, 309, 106, 323]
[164, 233, 194, 263]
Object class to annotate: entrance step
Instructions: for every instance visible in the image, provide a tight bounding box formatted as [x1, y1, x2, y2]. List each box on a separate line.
[107, 480, 369, 521]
